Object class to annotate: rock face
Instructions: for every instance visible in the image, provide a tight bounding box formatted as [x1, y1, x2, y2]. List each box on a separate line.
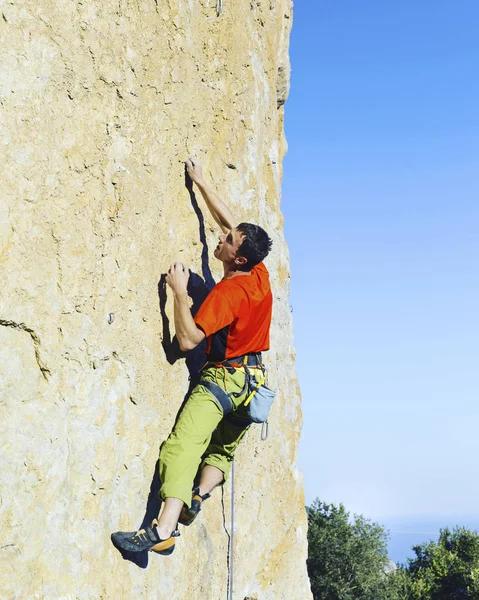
[0, 1, 312, 598]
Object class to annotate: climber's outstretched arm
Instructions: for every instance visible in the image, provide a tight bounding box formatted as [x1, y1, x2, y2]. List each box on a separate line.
[185, 157, 237, 233]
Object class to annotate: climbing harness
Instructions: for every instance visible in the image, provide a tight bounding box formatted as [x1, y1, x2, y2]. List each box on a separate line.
[199, 353, 276, 430]
[200, 379, 234, 414]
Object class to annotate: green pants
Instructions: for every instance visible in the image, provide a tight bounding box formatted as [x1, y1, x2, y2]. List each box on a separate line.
[159, 365, 257, 507]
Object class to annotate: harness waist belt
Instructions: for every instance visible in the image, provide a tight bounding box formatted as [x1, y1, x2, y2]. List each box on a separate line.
[205, 352, 263, 368]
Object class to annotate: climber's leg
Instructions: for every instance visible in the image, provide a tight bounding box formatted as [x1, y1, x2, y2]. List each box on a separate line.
[201, 416, 250, 484]
[158, 379, 224, 510]
[156, 497, 184, 540]
[198, 464, 224, 496]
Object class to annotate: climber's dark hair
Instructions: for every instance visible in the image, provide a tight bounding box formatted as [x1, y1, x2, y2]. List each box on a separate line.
[236, 223, 272, 271]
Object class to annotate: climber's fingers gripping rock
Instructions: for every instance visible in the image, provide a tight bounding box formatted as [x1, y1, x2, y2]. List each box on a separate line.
[165, 261, 190, 295]
[185, 156, 204, 186]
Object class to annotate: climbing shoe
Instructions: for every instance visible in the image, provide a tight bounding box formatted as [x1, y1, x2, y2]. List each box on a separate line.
[111, 520, 180, 555]
[178, 488, 210, 526]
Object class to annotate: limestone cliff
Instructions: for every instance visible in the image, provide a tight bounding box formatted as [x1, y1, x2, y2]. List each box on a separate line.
[0, 0, 312, 598]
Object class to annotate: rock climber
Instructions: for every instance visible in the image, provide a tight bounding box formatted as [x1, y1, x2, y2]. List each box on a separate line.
[112, 157, 273, 555]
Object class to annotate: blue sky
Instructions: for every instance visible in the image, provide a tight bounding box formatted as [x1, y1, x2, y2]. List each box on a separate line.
[282, 1, 479, 523]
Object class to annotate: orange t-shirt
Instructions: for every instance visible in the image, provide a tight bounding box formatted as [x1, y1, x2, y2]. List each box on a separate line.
[194, 262, 273, 361]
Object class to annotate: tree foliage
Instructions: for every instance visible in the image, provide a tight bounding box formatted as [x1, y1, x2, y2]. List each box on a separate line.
[307, 499, 390, 600]
[307, 499, 479, 600]
[404, 527, 479, 600]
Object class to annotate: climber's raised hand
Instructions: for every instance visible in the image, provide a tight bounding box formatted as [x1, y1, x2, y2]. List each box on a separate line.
[185, 157, 205, 186]
[184, 157, 237, 233]
[166, 261, 190, 295]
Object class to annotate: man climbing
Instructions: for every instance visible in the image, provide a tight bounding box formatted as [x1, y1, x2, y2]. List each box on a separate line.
[112, 157, 273, 555]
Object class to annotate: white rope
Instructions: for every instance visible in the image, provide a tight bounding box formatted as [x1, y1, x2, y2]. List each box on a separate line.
[223, 414, 269, 599]
[221, 460, 235, 600]
[229, 460, 235, 600]
[216, 0, 223, 17]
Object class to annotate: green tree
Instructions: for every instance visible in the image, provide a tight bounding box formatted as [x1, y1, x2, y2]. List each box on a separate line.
[307, 499, 392, 600]
[382, 566, 412, 600]
[405, 527, 479, 600]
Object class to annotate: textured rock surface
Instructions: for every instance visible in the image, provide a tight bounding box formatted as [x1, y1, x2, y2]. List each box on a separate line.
[0, 0, 311, 598]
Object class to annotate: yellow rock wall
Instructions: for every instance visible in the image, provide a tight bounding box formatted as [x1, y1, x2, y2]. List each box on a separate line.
[0, 0, 312, 598]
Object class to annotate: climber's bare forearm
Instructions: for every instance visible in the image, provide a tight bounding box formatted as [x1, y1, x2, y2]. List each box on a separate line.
[173, 292, 205, 351]
[185, 157, 237, 233]
[195, 181, 237, 233]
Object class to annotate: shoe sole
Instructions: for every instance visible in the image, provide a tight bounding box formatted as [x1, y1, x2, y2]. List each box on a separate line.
[150, 537, 176, 555]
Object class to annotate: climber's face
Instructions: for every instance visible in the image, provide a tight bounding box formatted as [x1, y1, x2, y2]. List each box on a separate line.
[214, 227, 246, 268]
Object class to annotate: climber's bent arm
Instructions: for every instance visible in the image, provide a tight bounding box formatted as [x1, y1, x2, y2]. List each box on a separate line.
[166, 261, 206, 351]
[174, 291, 206, 352]
[185, 157, 237, 233]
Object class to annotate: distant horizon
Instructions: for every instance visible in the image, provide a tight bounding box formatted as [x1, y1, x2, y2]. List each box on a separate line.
[384, 515, 479, 564]
[304, 499, 479, 530]
[305, 505, 479, 564]
[305, 503, 479, 526]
